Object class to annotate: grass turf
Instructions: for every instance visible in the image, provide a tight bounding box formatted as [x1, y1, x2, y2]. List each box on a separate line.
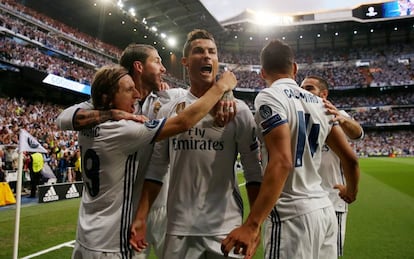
[0, 157, 413, 258]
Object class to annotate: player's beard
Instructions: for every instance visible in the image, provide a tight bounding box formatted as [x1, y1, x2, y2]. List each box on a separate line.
[142, 72, 162, 92]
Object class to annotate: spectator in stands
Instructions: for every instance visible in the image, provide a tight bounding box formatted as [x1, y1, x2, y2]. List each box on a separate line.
[73, 149, 82, 182]
[29, 152, 44, 198]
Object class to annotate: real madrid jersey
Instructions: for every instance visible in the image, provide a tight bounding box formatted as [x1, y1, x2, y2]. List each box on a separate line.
[254, 78, 334, 221]
[145, 91, 262, 236]
[76, 118, 165, 254]
[319, 110, 362, 213]
[55, 88, 187, 209]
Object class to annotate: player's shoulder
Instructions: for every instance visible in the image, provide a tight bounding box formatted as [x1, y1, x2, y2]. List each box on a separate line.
[235, 98, 252, 112]
[157, 94, 187, 116]
[156, 88, 187, 101]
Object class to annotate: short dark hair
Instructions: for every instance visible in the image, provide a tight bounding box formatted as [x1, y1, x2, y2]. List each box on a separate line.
[119, 44, 156, 74]
[182, 29, 215, 57]
[91, 65, 129, 110]
[260, 39, 294, 74]
[305, 75, 329, 91]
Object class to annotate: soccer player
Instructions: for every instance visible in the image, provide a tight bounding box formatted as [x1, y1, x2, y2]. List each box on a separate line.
[221, 39, 360, 259]
[129, 29, 262, 259]
[301, 75, 364, 257]
[56, 44, 235, 258]
[73, 64, 236, 259]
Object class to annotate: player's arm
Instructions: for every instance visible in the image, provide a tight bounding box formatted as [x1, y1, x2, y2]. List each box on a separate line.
[326, 125, 360, 203]
[72, 109, 147, 130]
[214, 91, 237, 127]
[237, 106, 262, 207]
[129, 179, 162, 252]
[323, 99, 363, 140]
[56, 101, 147, 130]
[221, 124, 292, 258]
[154, 71, 236, 141]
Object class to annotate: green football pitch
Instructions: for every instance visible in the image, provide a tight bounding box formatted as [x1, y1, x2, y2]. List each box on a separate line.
[0, 157, 413, 258]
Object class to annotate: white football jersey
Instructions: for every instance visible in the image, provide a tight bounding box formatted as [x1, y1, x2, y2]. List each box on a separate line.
[55, 88, 187, 209]
[146, 91, 262, 236]
[319, 110, 363, 212]
[255, 78, 334, 221]
[76, 118, 166, 255]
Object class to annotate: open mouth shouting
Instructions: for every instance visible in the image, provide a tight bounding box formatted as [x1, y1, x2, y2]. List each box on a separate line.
[200, 64, 213, 76]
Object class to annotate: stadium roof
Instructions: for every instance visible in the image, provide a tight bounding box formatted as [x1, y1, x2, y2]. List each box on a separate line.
[18, 0, 413, 53]
[201, 0, 391, 22]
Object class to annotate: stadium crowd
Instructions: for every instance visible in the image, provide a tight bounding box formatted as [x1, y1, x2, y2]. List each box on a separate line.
[0, 0, 413, 183]
[2, 0, 414, 91]
[0, 97, 79, 184]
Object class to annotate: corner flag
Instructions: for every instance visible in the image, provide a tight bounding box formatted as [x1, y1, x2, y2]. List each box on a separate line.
[18, 129, 47, 153]
[13, 129, 48, 259]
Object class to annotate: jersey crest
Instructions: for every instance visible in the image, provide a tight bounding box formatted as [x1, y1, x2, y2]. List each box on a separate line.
[176, 102, 186, 114]
[153, 101, 161, 115]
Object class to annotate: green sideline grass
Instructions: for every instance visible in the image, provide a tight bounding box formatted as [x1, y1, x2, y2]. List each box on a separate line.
[0, 157, 413, 258]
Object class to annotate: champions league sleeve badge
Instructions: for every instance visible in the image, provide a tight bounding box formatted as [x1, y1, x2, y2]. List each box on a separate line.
[259, 105, 272, 119]
[145, 119, 161, 129]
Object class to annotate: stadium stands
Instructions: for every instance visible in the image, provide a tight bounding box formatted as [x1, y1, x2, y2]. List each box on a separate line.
[0, 0, 413, 171]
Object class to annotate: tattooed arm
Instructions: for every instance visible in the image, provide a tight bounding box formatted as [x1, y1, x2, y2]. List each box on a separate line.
[56, 101, 147, 131]
[73, 109, 147, 130]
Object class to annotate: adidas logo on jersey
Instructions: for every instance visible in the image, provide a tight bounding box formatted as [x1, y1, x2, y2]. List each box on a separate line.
[66, 184, 80, 199]
[43, 186, 59, 202]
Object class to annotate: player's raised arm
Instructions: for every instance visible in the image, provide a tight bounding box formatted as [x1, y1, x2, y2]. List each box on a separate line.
[154, 70, 237, 141]
[323, 99, 363, 140]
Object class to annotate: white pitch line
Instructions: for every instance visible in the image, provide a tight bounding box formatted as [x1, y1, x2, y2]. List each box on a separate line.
[20, 240, 76, 259]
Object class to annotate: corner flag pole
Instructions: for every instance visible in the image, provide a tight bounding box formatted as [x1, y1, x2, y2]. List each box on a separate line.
[13, 151, 24, 259]
[13, 129, 48, 259]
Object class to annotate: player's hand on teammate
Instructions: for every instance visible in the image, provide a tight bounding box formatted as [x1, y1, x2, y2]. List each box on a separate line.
[214, 91, 237, 127]
[111, 109, 148, 123]
[158, 81, 170, 91]
[215, 70, 237, 93]
[323, 99, 346, 124]
[129, 218, 149, 252]
[334, 184, 357, 204]
[221, 224, 260, 258]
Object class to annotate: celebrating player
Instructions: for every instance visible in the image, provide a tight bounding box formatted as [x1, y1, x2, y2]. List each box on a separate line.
[221, 39, 360, 258]
[301, 75, 364, 256]
[129, 29, 262, 259]
[72, 64, 236, 258]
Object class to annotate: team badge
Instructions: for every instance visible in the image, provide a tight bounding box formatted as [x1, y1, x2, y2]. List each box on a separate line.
[145, 119, 160, 129]
[259, 105, 272, 119]
[153, 101, 161, 115]
[175, 102, 186, 114]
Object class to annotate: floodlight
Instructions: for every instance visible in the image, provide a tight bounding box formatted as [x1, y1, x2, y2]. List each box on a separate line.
[167, 37, 177, 47]
[252, 11, 293, 26]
